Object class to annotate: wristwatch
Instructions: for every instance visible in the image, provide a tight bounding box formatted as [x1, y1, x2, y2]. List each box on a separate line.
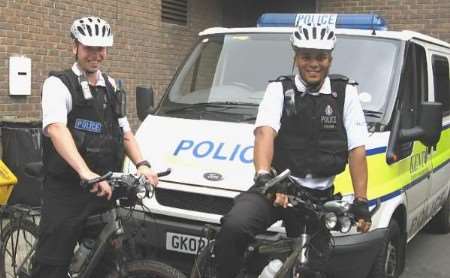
[136, 160, 151, 169]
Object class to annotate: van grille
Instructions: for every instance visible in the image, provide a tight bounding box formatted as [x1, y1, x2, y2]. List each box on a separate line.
[155, 188, 234, 215]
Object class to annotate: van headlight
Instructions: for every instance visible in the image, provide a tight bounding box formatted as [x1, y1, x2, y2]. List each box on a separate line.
[324, 212, 337, 230]
[339, 216, 352, 233]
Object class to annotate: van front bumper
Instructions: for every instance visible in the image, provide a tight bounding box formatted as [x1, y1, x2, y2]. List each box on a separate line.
[122, 209, 387, 277]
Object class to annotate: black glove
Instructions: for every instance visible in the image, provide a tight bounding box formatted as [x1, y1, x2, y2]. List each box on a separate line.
[248, 172, 273, 194]
[352, 198, 371, 222]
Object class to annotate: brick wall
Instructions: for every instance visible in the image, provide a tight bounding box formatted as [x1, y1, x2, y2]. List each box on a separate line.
[0, 0, 222, 129]
[2, 0, 449, 130]
[319, 0, 450, 43]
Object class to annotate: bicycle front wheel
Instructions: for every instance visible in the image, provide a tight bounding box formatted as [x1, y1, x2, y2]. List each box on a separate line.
[0, 218, 39, 278]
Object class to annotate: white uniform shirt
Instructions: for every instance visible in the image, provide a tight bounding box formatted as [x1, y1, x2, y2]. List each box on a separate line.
[42, 63, 131, 136]
[255, 74, 368, 190]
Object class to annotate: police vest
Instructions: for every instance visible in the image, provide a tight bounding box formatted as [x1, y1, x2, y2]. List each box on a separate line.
[43, 69, 125, 180]
[272, 75, 353, 178]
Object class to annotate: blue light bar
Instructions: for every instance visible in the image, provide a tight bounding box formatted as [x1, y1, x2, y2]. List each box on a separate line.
[257, 13, 388, 31]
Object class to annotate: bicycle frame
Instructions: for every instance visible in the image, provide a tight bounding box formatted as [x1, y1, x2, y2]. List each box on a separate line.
[73, 207, 126, 278]
[8, 167, 173, 278]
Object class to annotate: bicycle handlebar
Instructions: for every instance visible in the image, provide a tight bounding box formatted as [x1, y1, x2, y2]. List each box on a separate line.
[261, 168, 381, 222]
[80, 168, 172, 203]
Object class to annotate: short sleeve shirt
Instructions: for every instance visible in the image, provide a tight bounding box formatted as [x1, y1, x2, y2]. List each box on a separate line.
[41, 63, 131, 136]
[254, 74, 368, 190]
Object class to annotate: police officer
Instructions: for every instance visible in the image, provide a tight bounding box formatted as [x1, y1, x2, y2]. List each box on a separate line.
[214, 22, 371, 278]
[32, 16, 158, 277]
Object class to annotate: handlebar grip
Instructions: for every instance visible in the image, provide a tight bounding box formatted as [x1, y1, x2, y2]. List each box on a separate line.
[80, 172, 113, 190]
[157, 168, 171, 177]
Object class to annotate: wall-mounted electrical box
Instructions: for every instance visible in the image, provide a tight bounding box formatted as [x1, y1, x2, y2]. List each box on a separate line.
[9, 56, 31, 96]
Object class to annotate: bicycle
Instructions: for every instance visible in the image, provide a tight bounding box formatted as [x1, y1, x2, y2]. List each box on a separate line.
[0, 163, 186, 278]
[190, 169, 379, 278]
[0, 204, 40, 278]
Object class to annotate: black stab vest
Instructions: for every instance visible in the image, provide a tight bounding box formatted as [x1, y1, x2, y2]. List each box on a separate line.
[272, 75, 352, 178]
[43, 69, 124, 180]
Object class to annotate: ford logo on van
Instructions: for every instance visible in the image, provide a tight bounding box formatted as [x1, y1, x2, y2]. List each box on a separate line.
[203, 172, 223, 181]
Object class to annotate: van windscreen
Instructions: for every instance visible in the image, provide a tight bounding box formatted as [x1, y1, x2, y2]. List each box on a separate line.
[160, 33, 400, 123]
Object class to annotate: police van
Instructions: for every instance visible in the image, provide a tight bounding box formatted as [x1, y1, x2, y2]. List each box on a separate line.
[124, 13, 450, 278]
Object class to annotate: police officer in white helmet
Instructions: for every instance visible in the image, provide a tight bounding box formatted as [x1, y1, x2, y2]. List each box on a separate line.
[32, 16, 158, 277]
[214, 22, 371, 278]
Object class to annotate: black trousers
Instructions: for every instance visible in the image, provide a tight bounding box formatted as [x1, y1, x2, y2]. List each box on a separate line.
[215, 187, 333, 278]
[31, 175, 111, 278]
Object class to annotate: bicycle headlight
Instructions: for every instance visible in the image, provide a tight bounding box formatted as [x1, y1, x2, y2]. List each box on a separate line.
[324, 212, 337, 230]
[136, 185, 147, 200]
[339, 216, 352, 233]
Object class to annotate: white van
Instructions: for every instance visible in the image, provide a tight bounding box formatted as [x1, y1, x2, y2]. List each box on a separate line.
[124, 13, 450, 278]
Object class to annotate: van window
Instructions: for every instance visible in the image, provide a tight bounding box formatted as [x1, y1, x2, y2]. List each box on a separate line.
[167, 33, 293, 105]
[432, 55, 450, 115]
[331, 35, 400, 117]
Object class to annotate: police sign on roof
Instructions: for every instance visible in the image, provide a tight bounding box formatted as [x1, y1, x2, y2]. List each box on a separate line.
[295, 13, 337, 27]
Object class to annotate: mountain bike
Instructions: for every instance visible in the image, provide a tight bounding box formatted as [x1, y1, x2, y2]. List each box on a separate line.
[190, 169, 379, 278]
[0, 164, 186, 278]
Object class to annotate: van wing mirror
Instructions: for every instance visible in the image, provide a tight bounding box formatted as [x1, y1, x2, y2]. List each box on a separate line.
[398, 102, 442, 147]
[136, 87, 155, 121]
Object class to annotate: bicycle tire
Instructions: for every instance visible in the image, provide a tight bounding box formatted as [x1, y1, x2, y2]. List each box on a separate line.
[122, 259, 187, 278]
[0, 218, 39, 278]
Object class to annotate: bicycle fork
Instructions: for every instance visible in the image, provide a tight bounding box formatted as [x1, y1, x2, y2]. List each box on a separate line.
[275, 226, 311, 278]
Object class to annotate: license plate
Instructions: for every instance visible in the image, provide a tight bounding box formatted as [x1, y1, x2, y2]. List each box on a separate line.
[166, 232, 208, 255]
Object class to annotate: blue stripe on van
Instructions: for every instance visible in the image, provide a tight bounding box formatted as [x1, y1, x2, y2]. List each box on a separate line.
[366, 146, 387, 156]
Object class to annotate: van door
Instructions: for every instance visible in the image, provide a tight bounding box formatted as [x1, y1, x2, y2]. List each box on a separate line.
[429, 53, 450, 212]
[398, 42, 433, 236]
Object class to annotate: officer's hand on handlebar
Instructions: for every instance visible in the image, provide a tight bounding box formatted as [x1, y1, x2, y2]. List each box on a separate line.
[274, 193, 289, 208]
[249, 172, 274, 194]
[79, 170, 112, 200]
[352, 198, 371, 233]
[137, 165, 159, 187]
[90, 181, 112, 200]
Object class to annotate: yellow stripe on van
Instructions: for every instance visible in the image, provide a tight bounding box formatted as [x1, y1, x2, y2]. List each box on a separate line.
[335, 124, 450, 200]
[431, 125, 450, 170]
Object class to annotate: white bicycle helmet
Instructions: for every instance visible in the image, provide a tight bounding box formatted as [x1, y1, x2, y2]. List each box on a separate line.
[71, 16, 113, 47]
[291, 22, 336, 51]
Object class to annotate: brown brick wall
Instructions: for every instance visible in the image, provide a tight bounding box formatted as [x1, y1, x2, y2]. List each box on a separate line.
[319, 0, 450, 43]
[0, 0, 222, 129]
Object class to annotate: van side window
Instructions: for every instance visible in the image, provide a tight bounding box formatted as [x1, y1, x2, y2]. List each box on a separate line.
[432, 55, 450, 115]
[396, 43, 428, 160]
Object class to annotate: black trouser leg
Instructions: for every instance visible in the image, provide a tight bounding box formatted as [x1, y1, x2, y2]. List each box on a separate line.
[215, 192, 277, 278]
